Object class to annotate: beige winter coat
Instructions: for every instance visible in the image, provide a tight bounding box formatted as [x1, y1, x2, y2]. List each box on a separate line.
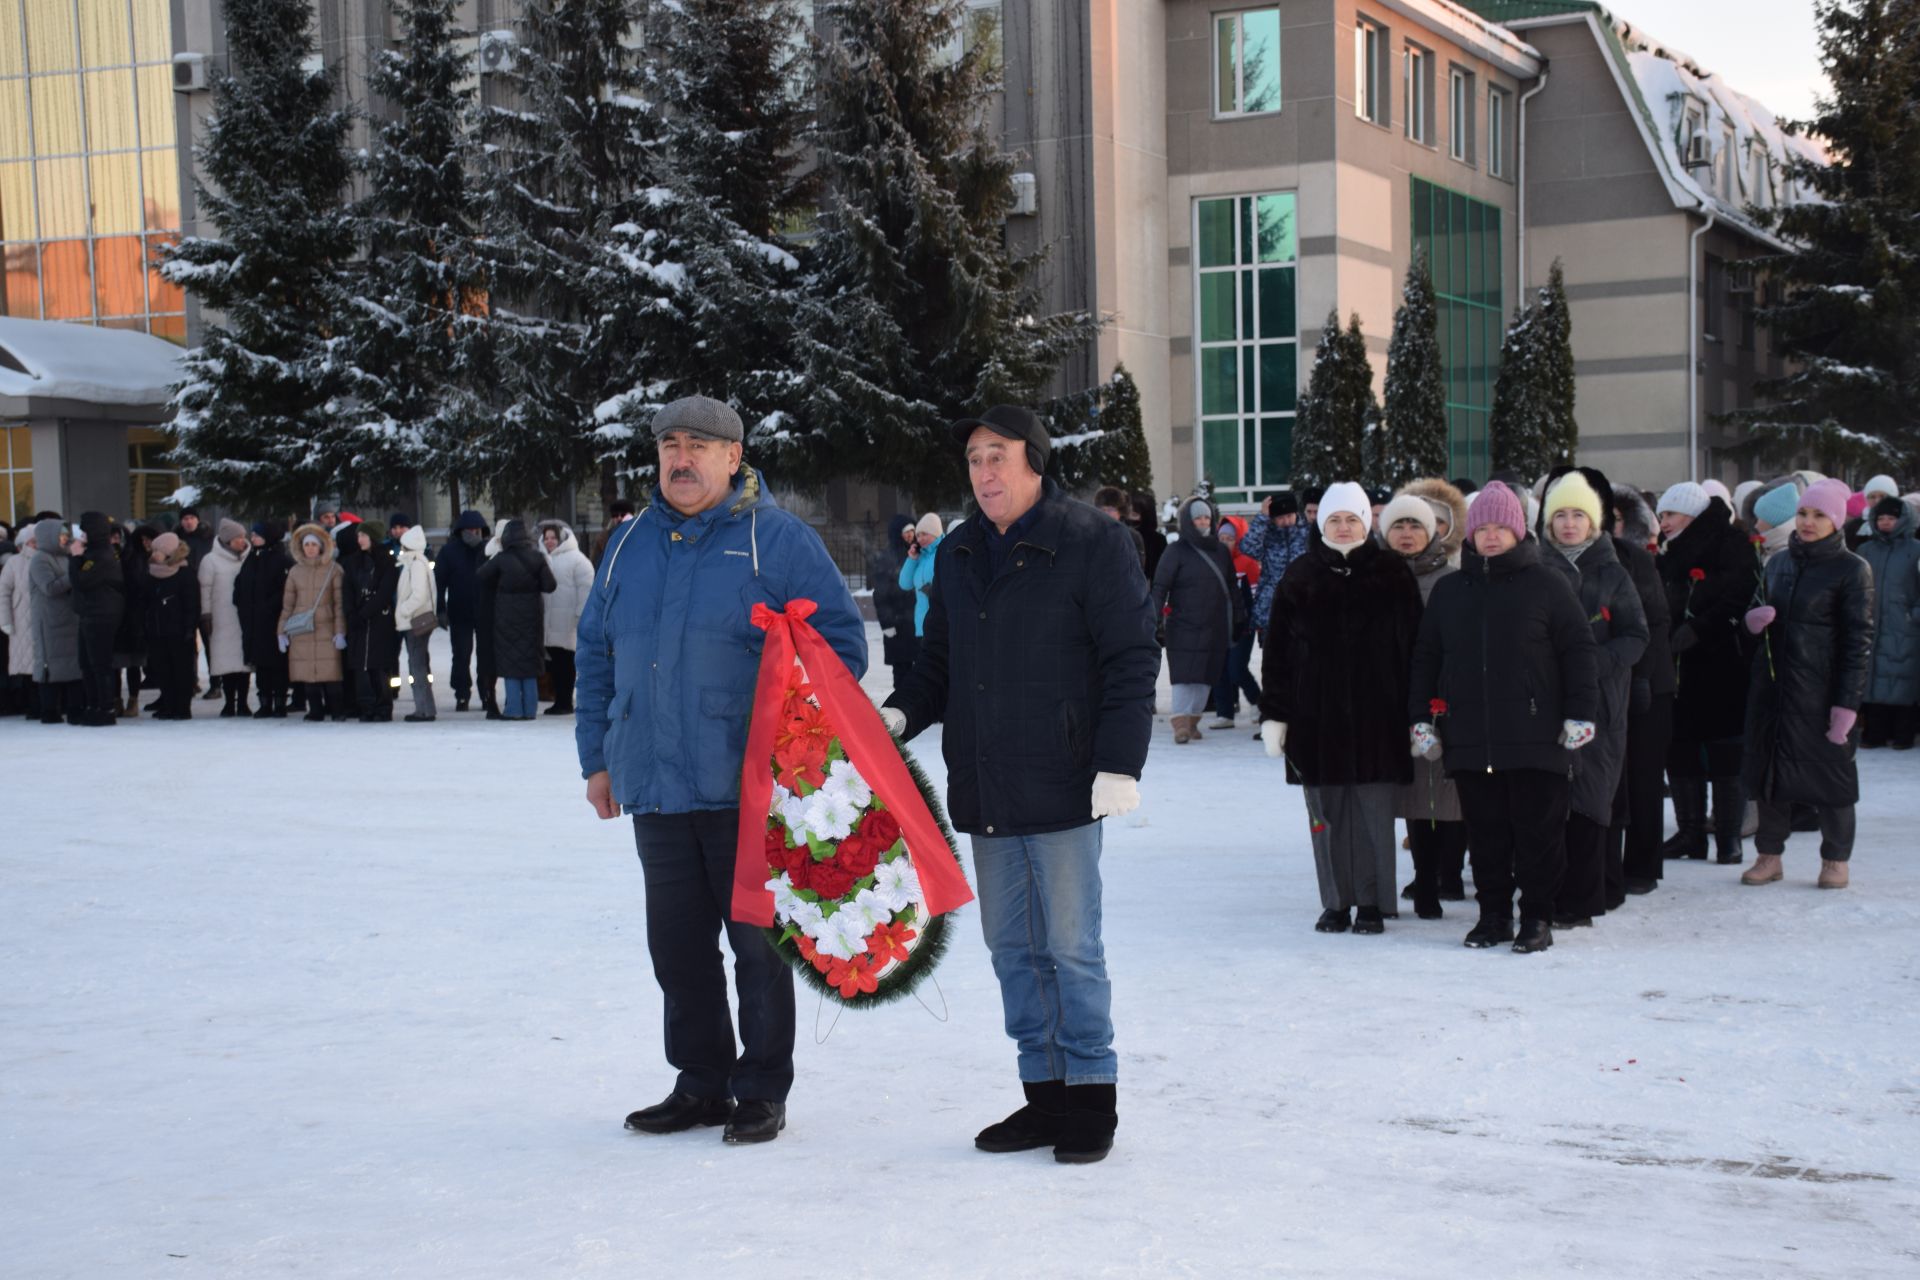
[278, 524, 345, 683]
[198, 540, 251, 675]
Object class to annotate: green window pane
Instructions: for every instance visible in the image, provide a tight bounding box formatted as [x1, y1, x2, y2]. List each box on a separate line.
[1256, 192, 1296, 262]
[1258, 267, 1295, 338]
[1242, 271, 1256, 337]
[1242, 346, 1256, 415]
[1449, 191, 1469, 297]
[1199, 273, 1237, 342]
[1240, 196, 1255, 265]
[1241, 9, 1281, 114]
[1259, 343, 1297, 412]
[1201, 348, 1238, 415]
[1260, 417, 1292, 483]
[1197, 199, 1235, 268]
[1216, 16, 1238, 114]
[1244, 419, 1257, 481]
[1202, 419, 1239, 486]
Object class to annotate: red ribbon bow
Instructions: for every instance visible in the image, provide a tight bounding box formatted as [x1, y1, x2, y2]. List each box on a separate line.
[731, 600, 974, 926]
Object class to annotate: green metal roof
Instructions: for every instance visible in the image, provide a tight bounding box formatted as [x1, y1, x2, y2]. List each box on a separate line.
[1454, 1, 1605, 21]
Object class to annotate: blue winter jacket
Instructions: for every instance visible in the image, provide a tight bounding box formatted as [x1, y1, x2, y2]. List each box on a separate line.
[575, 469, 867, 815]
[1239, 516, 1310, 630]
[897, 533, 941, 636]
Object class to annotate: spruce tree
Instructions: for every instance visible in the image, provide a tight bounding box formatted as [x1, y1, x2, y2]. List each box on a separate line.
[594, 0, 813, 488]
[1537, 259, 1578, 465]
[1382, 251, 1450, 486]
[348, 0, 495, 506]
[1289, 310, 1375, 494]
[470, 0, 654, 511]
[1490, 299, 1549, 477]
[160, 0, 360, 511]
[1096, 364, 1154, 494]
[1731, 0, 1920, 473]
[777, 0, 1101, 508]
[1041, 363, 1153, 493]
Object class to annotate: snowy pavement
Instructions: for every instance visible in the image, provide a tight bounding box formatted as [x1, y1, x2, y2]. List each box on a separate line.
[7, 626, 1920, 1277]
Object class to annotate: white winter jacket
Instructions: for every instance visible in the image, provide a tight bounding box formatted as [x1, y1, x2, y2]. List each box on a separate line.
[0, 547, 36, 677]
[198, 540, 250, 675]
[540, 522, 596, 650]
[392, 525, 438, 632]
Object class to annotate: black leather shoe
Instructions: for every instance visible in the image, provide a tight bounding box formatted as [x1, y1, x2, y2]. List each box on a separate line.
[975, 1081, 1068, 1153]
[625, 1092, 733, 1134]
[1314, 908, 1351, 933]
[1513, 919, 1554, 954]
[1053, 1084, 1117, 1164]
[455, 698, 470, 712]
[1464, 919, 1514, 948]
[1624, 877, 1658, 895]
[723, 1099, 786, 1144]
[1352, 907, 1385, 935]
[1414, 898, 1444, 920]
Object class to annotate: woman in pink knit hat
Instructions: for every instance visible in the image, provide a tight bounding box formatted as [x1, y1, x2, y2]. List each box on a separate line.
[1739, 478, 1874, 889]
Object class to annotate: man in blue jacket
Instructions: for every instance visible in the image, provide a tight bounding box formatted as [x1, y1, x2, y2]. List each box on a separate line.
[576, 395, 865, 1147]
[881, 405, 1159, 1165]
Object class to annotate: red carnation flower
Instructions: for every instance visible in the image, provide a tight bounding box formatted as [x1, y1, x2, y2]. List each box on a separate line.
[1601, 605, 1612, 622]
[809, 861, 856, 901]
[1689, 567, 1706, 582]
[861, 808, 902, 852]
[838, 834, 881, 880]
[765, 825, 788, 879]
[1428, 698, 1448, 717]
[1751, 534, 1765, 547]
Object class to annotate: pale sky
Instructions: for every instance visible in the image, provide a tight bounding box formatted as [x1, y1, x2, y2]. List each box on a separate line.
[1606, 0, 1829, 123]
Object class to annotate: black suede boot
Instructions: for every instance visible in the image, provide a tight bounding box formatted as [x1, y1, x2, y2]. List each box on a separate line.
[1513, 918, 1554, 954]
[1711, 777, 1745, 865]
[1053, 1084, 1117, 1165]
[1464, 917, 1514, 949]
[975, 1080, 1068, 1153]
[1661, 775, 1709, 859]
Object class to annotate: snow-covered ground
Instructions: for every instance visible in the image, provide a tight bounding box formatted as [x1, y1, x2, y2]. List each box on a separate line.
[7, 624, 1919, 1278]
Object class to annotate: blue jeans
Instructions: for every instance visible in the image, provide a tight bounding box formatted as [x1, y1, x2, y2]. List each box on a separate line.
[503, 677, 537, 717]
[969, 821, 1116, 1085]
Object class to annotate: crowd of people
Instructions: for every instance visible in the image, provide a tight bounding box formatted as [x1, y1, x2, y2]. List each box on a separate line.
[0, 503, 605, 727]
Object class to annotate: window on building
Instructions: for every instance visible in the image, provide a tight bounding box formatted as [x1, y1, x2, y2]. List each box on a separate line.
[0, 0, 183, 342]
[1, 426, 32, 527]
[1411, 178, 1503, 480]
[127, 425, 178, 521]
[938, 1, 1003, 77]
[1719, 126, 1736, 200]
[1194, 192, 1299, 503]
[1487, 86, 1509, 178]
[1214, 8, 1281, 118]
[1703, 253, 1725, 341]
[1405, 44, 1433, 144]
[1449, 67, 1474, 164]
[1749, 143, 1772, 208]
[1354, 16, 1386, 125]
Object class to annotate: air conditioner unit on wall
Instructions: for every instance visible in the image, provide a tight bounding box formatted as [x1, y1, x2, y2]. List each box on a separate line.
[1009, 172, 1037, 217]
[172, 52, 208, 93]
[1685, 133, 1712, 168]
[478, 30, 517, 75]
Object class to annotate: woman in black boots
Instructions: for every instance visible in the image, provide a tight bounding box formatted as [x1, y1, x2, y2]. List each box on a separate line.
[143, 532, 200, 719]
[236, 522, 292, 716]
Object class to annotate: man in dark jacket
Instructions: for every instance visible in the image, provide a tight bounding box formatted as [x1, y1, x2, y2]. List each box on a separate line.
[69, 511, 126, 725]
[435, 510, 491, 712]
[883, 404, 1159, 1166]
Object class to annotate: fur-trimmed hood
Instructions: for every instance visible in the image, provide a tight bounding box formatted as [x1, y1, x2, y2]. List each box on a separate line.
[1401, 477, 1468, 562]
[290, 522, 337, 566]
[536, 519, 582, 558]
[1612, 484, 1658, 552]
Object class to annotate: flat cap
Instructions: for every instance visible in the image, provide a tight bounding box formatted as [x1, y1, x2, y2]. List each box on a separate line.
[652, 395, 743, 444]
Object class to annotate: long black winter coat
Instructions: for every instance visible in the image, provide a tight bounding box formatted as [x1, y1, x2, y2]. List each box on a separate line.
[1260, 537, 1421, 788]
[868, 516, 918, 669]
[344, 542, 398, 675]
[114, 537, 153, 659]
[434, 511, 491, 627]
[1542, 535, 1649, 825]
[1408, 538, 1601, 776]
[1660, 499, 1757, 741]
[1744, 532, 1874, 807]
[144, 563, 201, 680]
[477, 522, 556, 680]
[69, 512, 126, 634]
[235, 531, 292, 670]
[1150, 498, 1244, 686]
[886, 480, 1160, 837]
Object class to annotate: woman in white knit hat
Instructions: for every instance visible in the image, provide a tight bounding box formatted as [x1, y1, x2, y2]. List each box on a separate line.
[897, 513, 944, 639]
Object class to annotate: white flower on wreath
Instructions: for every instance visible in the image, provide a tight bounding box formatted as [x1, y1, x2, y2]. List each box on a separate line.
[791, 786, 861, 842]
[814, 908, 871, 961]
[871, 859, 922, 914]
[821, 758, 872, 809]
[837, 887, 892, 936]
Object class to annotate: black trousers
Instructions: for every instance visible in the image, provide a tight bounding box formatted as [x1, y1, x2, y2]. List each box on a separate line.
[37, 679, 77, 724]
[1408, 819, 1468, 904]
[149, 630, 197, 717]
[1860, 702, 1918, 749]
[1756, 799, 1857, 862]
[631, 810, 795, 1103]
[1455, 770, 1570, 924]
[1557, 813, 1608, 920]
[1620, 692, 1674, 884]
[545, 646, 576, 710]
[77, 618, 119, 718]
[449, 622, 476, 700]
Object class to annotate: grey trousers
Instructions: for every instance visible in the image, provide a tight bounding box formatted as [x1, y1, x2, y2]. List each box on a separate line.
[1305, 783, 1399, 912]
[1755, 798, 1855, 861]
[404, 632, 436, 719]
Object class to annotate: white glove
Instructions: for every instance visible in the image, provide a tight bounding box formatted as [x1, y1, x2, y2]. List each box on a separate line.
[277, 634, 290, 653]
[1410, 723, 1440, 759]
[881, 627, 897, 638]
[1560, 719, 1596, 750]
[0, 624, 10, 637]
[332, 633, 347, 651]
[1091, 771, 1140, 819]
[1261, 720, 1287, 758]
[879, 706, 907, 738]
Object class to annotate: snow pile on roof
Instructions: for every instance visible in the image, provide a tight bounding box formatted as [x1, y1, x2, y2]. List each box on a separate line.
[0, 318, 185, 408]
[1621, 29, 1829, 232]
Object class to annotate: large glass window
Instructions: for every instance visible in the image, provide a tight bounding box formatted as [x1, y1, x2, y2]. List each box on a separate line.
[1487, 86, 1509, 179]
[0, 0, 182, 342]
[1405, 43, 1433, 145]
[127, 424, 177, 518]
[1411, 178, 1502, 480]
[1214, 8, 1280, 118]
[1, 425, 32, 527]
[1449, 67, 1473, 165]
[1355, 16, 1386, 125]
[1194, 192, 1298, 504]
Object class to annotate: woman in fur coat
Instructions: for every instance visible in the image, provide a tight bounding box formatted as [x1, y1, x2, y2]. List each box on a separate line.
[1261, 482, 1423, 934]
[1382, 481, 1468, 917]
